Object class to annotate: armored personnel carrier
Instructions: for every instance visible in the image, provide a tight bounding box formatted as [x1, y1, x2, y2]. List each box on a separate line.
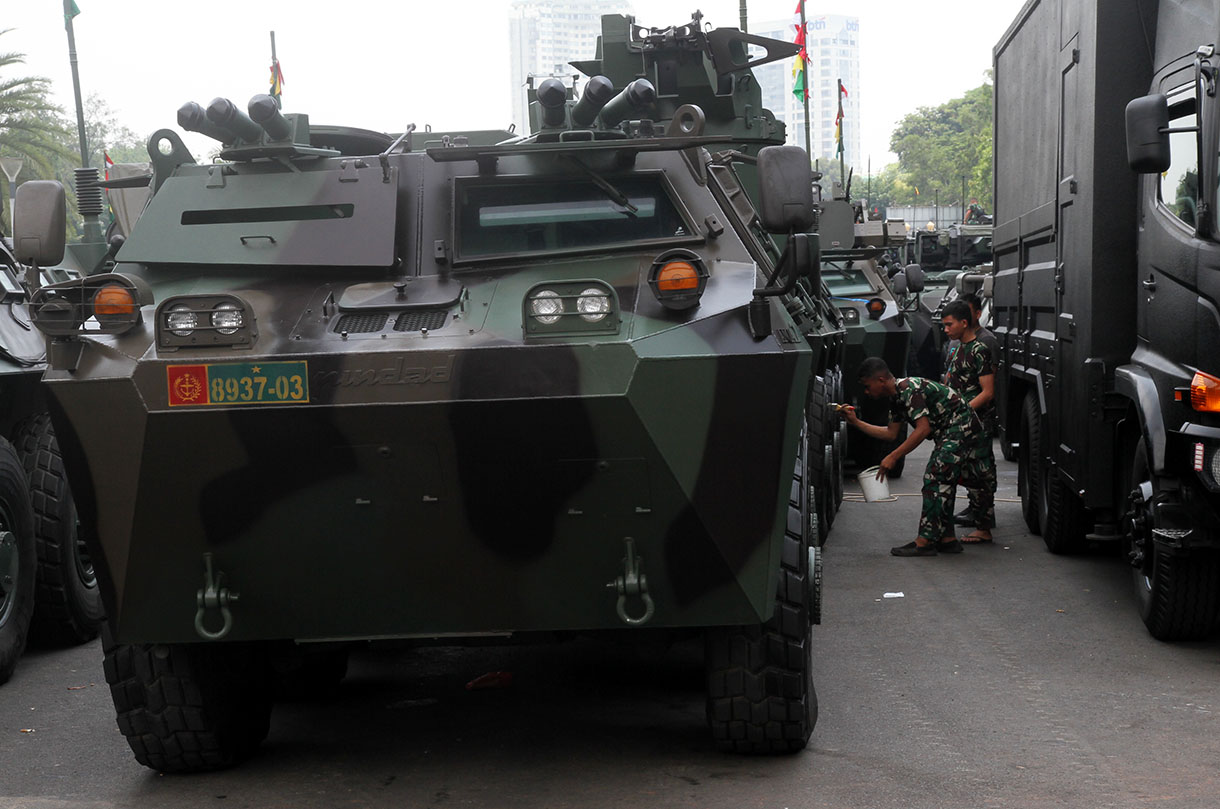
[19, 16, 837, 769]
[0, 192, 107, 686]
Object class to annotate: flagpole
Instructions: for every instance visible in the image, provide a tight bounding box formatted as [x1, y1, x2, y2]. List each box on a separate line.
[838, 79, 845, 188]
[799, 5, 810, 157]
[63, 1, 89, 168]
[270, 31, 280, 108]
[739, 0, 748, 32]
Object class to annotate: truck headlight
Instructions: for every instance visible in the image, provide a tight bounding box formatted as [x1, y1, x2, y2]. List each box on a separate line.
[523, 281, 619, 336]
[1194, 442, 1220, 492]
[528, 289, 564, 325]
[156, 294, 257, 350]
[29, 272, 152, 337]
[577, 288, 611, 322]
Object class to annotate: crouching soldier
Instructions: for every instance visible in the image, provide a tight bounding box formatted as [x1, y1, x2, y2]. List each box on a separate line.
[843, 357, 993, 557]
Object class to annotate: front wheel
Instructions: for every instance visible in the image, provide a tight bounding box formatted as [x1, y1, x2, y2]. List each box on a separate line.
[0, 438, 37, 684]
[103, 627, 273, 772]
[705, 423, 818, 753]
[1125, 439, 1220, 640]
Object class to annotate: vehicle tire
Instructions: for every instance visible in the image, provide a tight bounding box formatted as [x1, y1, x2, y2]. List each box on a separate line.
[1125, 439, 1220, 640]
[1038, 430, 1088, 554]
[102, 626, 273, 773]
[832, 425, 845, 509]
[706, 424, 818, 753]
[806, 377, 830, 544]
[14, 414, 103, 646]
[1019, 391, 1042, 534]
[0, 439, 37, 685]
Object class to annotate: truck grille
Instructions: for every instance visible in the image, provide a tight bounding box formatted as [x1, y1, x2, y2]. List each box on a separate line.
[394, 310, 447, 332]
[334, 313, 388, 334]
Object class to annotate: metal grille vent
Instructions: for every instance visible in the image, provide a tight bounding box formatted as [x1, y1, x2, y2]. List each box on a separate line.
[335, 313, 388, 334]
[394, 310, 447, 332]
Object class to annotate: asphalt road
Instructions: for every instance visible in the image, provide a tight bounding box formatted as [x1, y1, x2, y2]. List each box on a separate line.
[2, 444, 1218, 809]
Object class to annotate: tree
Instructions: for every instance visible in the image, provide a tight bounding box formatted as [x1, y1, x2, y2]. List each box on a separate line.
[0, 28, 74, 234]
[888, 75, 994, 212]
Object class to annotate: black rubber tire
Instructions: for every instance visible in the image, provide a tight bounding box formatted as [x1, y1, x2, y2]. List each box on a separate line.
[1127, 439, 1220, 640]
[706, 425, 818, 753]
[14, 414, 103, 646]
[102, 626, 274, 773]
[832, 425, 845, 509]
[0, 438, 37, 685]
[1019, 391, 1042, 535]
[1038, 429, 1088, 554]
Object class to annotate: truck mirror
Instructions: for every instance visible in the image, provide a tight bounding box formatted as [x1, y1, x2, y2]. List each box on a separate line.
[13, 180, 67, 266]
[891, 274, 908, 297]
[1125, 94, 1171, 173]
[904, 263, 925, 293]
[756, 145, 815, 234]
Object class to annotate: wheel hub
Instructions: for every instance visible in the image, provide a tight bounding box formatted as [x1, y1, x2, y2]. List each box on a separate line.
[1125, 481, 1154, 570]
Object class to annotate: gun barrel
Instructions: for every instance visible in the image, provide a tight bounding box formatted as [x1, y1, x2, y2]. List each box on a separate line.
[206, 97, 263, 143]
[571, 76, 615, 128]
[177, 101, 236, 143]
[536, 78, 568, 129]
[248, 94, 293, 141]
[599, 79, 656, 128]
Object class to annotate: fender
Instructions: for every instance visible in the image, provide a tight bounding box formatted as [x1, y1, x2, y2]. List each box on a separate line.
[1114, 365, 1168, 474]
[1004, 363, 1046, 415]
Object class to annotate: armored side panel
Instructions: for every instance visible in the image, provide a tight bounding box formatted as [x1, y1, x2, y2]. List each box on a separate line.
[993, 0, 1153, 505]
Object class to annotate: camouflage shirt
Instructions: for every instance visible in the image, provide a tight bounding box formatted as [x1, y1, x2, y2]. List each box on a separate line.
[945, 338, 996, 428]
[889, 377, 981, 443]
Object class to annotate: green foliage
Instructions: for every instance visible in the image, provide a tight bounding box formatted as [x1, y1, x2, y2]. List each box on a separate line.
[888, 76, 994, 210]
[0, 28, 74, 234]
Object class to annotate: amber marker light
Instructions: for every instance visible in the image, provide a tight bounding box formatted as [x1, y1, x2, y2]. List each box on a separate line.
[866, 297, 886, 320]
[1190, 371, 1220, 412]
[93, 284, 137, 317]
[648, 249, 709, 311]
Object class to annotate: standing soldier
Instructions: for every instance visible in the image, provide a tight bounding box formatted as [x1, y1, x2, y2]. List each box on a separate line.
[845, 357, 992, 556]
[940, 299, 997, 541]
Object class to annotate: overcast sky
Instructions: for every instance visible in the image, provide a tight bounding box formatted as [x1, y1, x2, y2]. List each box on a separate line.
[6, 0, 1028, 169]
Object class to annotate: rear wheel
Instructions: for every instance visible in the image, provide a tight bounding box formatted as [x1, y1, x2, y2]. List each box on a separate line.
[1125, 439, 1220, 640]
[14, 414, 103, 646]
[706, 422, 818, 753]
[0, 439, 36, 685]
[1018, 392, 1042, 534]
[103, 628, 273, 773]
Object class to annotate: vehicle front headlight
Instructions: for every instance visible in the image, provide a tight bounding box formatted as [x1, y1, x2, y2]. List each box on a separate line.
[156, 294, 258, 350]
[577, 288, 611, 322]
[167, 304, 198, 337]
[529, 289, 564, 325]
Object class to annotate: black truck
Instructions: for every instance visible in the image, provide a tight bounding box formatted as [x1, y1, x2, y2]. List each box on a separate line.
[993, 0, 1220, 639]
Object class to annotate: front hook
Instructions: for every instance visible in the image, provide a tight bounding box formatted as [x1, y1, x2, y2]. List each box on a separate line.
[194, 552, 239, 640]
[606, 538, 655, 626]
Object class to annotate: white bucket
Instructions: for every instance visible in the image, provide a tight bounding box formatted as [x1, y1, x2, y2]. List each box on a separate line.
[857, 466, 891, 502]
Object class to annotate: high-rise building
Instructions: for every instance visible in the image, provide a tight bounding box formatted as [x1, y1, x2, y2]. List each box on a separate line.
[752, 14, 861, 174]
[508, 0, 634, 134]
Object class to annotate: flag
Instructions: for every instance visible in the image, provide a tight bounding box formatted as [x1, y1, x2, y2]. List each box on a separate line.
[835, 79, 847, 156]
[104, 151, 113, 181]
[791, 3, 809, 102]
[269, 58, 285, 104]
[64, 0, 80, 27]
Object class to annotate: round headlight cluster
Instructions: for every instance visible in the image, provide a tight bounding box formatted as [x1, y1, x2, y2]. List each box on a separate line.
[576, 288, 610, 323]
[167, 304, 198, 337]
[212, 302, 244, 335]
[529, 289, 564, 325]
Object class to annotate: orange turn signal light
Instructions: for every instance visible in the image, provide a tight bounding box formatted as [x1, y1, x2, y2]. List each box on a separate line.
[1190, 370, 1220, 412]
[656, 261, 701, 292]
[93, 284, 137, 317]
[866, 297, 886, 319]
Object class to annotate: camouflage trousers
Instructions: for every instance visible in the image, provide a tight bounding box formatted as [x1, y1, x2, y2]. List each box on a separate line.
[918, 431, 995, 542]
[961, 429, 997, 529]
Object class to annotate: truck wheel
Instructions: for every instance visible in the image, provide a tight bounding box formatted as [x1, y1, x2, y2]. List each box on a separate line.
[1018, 392, 1043, 534]
[832, 425, 845, 509]
[706, 424, 818, 753]
[0, 439, 37, 685]
[14, 414, 103, 646]
[1038, 439, 1088, 554]
[1125, 439, 1220, 640]
[102, 626, 273, 773]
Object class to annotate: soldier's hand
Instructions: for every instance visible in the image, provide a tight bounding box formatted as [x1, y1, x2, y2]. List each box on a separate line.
[842, 405, 859, 426]
[877, 453, 897, 480]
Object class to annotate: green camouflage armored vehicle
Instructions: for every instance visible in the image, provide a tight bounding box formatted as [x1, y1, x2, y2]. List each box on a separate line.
[21, 17, 836, 770]
[566, 12, 847, 536]
[0, 184, 108, 686]
[819, 184, 914, 475]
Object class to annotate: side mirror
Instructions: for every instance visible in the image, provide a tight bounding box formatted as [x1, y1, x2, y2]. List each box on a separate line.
[904, 263, 925, 293]
[756, 145, 815, 234]
[13, 180, 67, 266]
[1126, 93, 1171, 173]
[891, 274, 908, 297]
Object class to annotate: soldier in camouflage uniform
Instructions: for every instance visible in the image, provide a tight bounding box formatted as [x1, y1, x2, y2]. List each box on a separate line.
[845, 357, 991, 556]
[941, 300, 997, 541]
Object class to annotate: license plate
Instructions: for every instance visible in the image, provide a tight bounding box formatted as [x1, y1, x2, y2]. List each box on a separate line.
[167, 361, 310, 406]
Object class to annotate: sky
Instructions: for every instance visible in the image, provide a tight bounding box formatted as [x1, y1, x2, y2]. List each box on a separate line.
[4, 0, 1029, 170]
